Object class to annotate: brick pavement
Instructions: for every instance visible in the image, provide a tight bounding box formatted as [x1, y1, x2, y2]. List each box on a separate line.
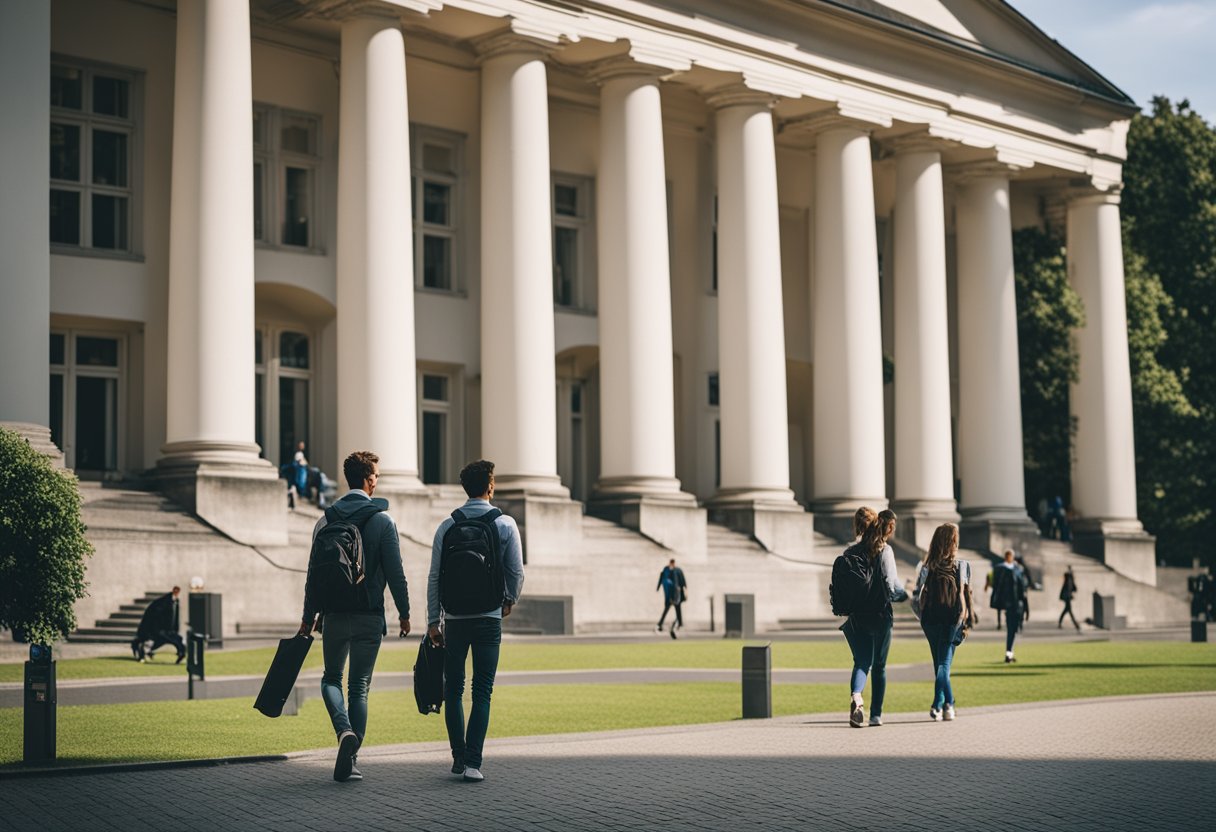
[3, 692, 1213, 831]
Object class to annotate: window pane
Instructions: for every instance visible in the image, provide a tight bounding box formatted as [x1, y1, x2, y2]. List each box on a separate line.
[254, 330, 264, 365]
[50, 190, 81, 245]
[50, 334, 66, 366]
[92, 130, 129, 187]
[280, 115, 316, 155]
[75, 375, 118, 471]
[422, 143, 454, 174]
[76, 336, 119, 367]
[282, 167, 310, 246]
[50, 123, 81, 181]
[92, 76, 130, 118]
[253, 161, 265, 241]
[571, 383, 582, 414]
[553, 226, 578, 306]
[708, 373, 719, 406]
[252, 109, 266, 149]
[423, 181, 450, 225]
[49, 374, 64, 450]
[554, 183, 578, 217]
[422, 374, 448, 402]
[92, 194, 129, 250]
[51, 66, 82, 110]
[255, 374, 265, 458]
[278, 377, 309, 466]
[279, 331, 309, 369]
[422, 411, 444, 485]
[422, 235, 451, 290]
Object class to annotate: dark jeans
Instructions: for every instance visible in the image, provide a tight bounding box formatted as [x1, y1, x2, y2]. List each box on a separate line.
[921, 622, 958, 709]
[1059, 599, 1079, 629]
[842, 617, 893, 717]
[132, 630, 183, 660]
[320, 613, 383, 741]
[1005, 602, 1023, 653]
[444, 616, 502, 770]
[658, 600, 683, 628]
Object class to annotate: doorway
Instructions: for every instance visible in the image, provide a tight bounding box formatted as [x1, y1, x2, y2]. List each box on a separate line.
[49, 331, 124, 476]
[255, 326, 315, 468]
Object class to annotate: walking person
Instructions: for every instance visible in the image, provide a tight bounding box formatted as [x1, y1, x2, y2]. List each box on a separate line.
[984, 568, 1003, 630]
[840, 509, 907, 727]
[1058, 566, 1081, 631]
[130, 586, 185, 663]
[427, 459, 525, 783]
[299, 450, 411, 783]
[992, 549, 1028, 663]
[655, 558, 687, 638]
[913, 523, 973, 722]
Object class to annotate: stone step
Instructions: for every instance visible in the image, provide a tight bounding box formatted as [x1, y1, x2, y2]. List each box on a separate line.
[94, 619, 139, 629]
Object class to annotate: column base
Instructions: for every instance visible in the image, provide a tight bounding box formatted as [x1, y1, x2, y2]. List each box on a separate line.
[708, 489, 815, 559]
[589, 478, 706, 561]
[492, 485, 582, 567]
[1072, 518, 1157, 586]
[372, 473, 433, 544]
[1, 422, 64, 468]
[810, 496, 890, 543]
[155, 441, 287, 546]
[959, 508, 1040, 560]
[891, 499, 961, 551]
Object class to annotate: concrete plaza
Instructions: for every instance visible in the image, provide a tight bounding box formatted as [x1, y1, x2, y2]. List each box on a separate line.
[4, 692, 1212, 831]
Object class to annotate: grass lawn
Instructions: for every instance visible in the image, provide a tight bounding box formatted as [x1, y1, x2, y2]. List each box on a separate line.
[1, 641, 1213, 767]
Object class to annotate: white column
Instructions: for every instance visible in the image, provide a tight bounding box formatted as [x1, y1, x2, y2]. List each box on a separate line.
[335, 13, 423, 491]
[164, 0, 258, 459]
[710, 88, 794, 504]
[891, 145, 958, 527]
[812, 124, 887, 514]
[955, 170, 1028, 518]
[1067, 192, 1140, 523]
[478, 36, 565, 494]
[0, 0, 54, 455]
[591, 62, 684, 497]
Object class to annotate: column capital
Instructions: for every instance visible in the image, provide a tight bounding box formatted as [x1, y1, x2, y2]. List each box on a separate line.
[1064, 185, 1122, 208]
[879, 130, 944, 158]
[704, 82, 776, 111]
[472, 28, 558, 63]
[585, 55, 669, 86]
[779, 104, 891, 138]
[310, 0, 428, 22]
[945, 159, 1024, 185]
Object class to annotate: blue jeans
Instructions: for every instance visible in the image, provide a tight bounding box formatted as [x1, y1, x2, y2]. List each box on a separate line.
[444, 616, 502, 769]
[1005, 602, 1023, 653]
[843, 618, 893, 717]
[320, 613, 383, 741]
[921, 622, 957, 709]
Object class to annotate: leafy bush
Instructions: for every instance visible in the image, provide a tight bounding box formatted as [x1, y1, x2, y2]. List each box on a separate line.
[0, 426, 92, 644]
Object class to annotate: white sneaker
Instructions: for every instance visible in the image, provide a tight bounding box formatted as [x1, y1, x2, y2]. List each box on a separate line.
[463, 767, 485, 783]
[868, 715, 882, 727]
[943, 704, 956, 721]
[849, 698, 865, 728]
[1005, 651, 1015, 663]
[929, 708, 942, 722]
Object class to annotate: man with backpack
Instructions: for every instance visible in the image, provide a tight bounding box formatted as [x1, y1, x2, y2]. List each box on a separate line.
[426, 459, 524, 783]
[299, 450, 411, 783]
[991, 549, 1028, 663]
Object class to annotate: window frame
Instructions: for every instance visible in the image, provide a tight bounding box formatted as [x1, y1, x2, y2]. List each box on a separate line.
[417, 365, 463, 485]
[50, 57, 143, 258]
[253, 103, 324, 253]
[551, 172, 596, 313]
[410, 124, 466, 294]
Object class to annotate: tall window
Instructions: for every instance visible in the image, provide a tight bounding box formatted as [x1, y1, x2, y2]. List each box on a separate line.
[552, 174, 594, 311]
[419, 371, 452, 484]
[50, 61, 138, 253]
[254, 105, 321, 250]
[411, 126, 464, 291]
[708, 371, 720, 488]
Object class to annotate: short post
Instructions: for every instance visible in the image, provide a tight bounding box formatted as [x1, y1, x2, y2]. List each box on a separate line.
[741, 643, 772, 719]
[724, 594, 755, 639]
[282, 684, 304, 716]
[708, 596, 715, 634]
[186, 629, 206, 700]
[1192, 617, 1208, 643]
[23, 643, 56, 764]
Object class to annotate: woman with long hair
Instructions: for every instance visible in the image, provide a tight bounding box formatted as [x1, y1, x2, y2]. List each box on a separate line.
[912, 522, 973, 722]
[852, 506, 877, 541]
[842, 508, 907, 727]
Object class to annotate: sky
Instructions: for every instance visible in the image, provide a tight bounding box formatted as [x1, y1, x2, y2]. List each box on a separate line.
[1007, 0, 1216, 122]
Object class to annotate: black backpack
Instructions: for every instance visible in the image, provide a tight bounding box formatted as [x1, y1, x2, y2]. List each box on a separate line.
[920, 565, 964, 625]
[439, 508, 505, 615]
[304, 503, 385, 614]
[830, 544, 877, 617]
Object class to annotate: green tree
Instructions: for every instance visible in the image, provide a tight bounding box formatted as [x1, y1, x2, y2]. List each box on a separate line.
[1122, 97, 1216, 564]
[1013, 227, 1085, 515]
[0, 427, 92, 644]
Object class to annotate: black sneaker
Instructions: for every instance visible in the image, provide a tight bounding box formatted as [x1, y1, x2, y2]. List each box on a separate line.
[176, 652, 186, 665]
[334, 730, 360, 782]
[451, 756, 466, 776]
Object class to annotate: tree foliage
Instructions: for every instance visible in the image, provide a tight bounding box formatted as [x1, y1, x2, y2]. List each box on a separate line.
[1013, 227, 1084, 514]
[0, 427, 92, 644]
[1121, 98, 1215, 563]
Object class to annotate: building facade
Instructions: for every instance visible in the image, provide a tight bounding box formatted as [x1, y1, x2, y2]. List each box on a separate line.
[1, 0, 1157, 606]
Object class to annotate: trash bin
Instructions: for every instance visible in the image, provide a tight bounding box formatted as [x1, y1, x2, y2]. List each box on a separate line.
[1193, 619, 1208, 643]
[189, 592, 223, 648]
[724, 594, 755, 639]
[742, 643, 771, 719]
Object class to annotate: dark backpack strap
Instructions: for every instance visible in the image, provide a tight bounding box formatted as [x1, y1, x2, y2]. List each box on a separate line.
[451, 508, 467, 523]
[324, 506, 339, 525]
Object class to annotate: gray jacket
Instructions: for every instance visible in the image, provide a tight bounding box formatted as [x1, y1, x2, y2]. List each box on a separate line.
[302, 490, 410, 633]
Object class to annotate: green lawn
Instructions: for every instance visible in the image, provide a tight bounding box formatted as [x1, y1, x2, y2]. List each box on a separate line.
[2, 641, 1213, 768]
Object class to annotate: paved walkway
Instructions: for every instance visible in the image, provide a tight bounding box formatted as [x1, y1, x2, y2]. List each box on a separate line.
[5, 693, 1213, 831]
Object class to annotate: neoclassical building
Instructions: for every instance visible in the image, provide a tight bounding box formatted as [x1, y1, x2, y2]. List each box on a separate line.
[1, 0, 1161, 625]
